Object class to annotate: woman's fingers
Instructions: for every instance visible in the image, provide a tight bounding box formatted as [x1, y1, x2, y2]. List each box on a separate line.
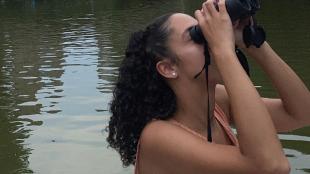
[202, 2, 211, 17]
[206, 0, 216, 16]
[195, 0, 235, 52]
[203, 0, 219, 17]
[194, 10, 204, 23]
[218, 0, 228, 14]
[202, 0, 227, 16]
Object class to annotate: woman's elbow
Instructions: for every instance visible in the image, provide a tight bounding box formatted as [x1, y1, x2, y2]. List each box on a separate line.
[260, 159, 291, 174]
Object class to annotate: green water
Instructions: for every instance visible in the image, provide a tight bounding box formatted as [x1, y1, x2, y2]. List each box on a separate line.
[0, 0, 309, 173]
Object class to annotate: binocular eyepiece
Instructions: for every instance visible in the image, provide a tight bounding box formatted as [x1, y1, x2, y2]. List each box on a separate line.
[189, 0, 260, 44]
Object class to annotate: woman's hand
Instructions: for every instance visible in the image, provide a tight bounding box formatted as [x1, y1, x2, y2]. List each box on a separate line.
[234, 17, 261, 49]
[233, 17, 251, 49]
[195, 0, 235, 55]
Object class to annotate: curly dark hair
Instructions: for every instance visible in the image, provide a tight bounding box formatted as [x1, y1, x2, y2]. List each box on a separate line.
[107, 13, 178, 167]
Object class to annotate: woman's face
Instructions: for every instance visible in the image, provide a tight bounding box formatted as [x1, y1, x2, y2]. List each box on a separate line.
[168, 13, 205, 80]
[167, 13, 222, 84]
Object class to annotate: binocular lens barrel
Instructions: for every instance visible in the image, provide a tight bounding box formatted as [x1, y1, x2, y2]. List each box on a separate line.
[189, 0, 260, 44]
[226, 0, 260, 22]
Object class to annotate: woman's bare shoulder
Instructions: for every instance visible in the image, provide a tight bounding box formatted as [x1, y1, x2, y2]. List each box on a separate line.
[139, 119, 197, 173]
[140, 119, 190, 147]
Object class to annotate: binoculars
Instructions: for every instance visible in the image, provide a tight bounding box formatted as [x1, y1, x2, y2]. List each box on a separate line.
[190, 0, 265, 77]
[189, 0, 261, 44]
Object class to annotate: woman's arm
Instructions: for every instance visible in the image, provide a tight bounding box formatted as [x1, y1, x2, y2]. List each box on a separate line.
[197, 0, 288, 166]
[245, 42, 310, 131]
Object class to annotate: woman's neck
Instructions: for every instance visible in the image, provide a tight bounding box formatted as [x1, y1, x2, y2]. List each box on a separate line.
[171, 80, 216, 136]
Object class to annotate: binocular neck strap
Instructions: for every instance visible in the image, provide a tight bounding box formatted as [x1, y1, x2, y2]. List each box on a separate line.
[194, 65, 212, 142]
[193, 43, 212, 142]
[194, 44, 210, 79]
[206, 65, 212, 142]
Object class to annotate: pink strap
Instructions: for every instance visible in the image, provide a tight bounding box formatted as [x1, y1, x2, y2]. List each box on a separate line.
[134, 140, 141, 174]
[214, 103, 239, 147]
[169, 120, 209, 141]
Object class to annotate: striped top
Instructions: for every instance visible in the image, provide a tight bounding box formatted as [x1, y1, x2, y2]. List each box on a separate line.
[134, 103, 239, 174]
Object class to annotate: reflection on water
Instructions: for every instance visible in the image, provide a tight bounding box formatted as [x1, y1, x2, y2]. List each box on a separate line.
[0, 0, 309, 173]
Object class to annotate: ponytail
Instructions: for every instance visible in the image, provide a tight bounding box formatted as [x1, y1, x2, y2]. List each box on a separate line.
[107, 13, 177, 167]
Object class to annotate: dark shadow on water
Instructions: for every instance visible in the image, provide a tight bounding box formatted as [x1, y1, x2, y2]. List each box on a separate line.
[299, 168, 310, 173]
[0, 45, 34, 173]
[0, 0, 66, 173]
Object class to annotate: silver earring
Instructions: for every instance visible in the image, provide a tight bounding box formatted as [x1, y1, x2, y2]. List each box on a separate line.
[172, 72, 176, 76]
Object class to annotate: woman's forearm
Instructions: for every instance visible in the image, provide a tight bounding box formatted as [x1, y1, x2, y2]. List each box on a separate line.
[246, 42, 310, 125]
[212, 50, 286, 165]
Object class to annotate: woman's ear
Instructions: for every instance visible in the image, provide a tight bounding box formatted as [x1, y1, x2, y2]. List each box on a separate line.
[156, 59, 178, 79]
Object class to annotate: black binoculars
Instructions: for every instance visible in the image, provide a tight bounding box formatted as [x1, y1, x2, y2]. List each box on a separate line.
[189, 0, 261, 44]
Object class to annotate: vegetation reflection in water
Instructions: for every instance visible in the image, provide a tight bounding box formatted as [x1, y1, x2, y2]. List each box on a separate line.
[0, 0, 309, 173]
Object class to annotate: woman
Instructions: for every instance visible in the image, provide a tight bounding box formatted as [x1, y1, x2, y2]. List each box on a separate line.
[107, 0, 310, 173]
